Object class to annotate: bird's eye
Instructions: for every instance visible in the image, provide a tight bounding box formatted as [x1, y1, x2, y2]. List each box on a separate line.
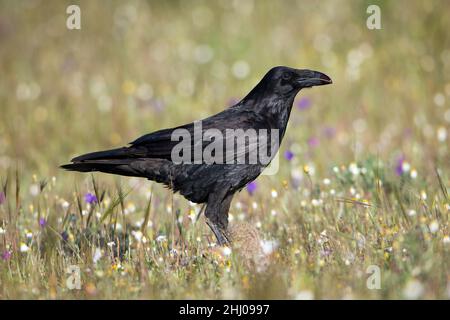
[282, 72, 291, 80]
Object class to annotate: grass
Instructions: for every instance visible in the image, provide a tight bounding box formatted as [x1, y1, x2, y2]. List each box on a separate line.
[0, 0, 449, 299]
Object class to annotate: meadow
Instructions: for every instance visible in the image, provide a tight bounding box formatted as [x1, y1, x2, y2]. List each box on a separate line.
[0, 0, 448, 299]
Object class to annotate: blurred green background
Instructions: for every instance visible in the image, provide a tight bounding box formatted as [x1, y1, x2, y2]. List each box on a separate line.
[0, 0, 449, 300]
[0, 0, 449, 177]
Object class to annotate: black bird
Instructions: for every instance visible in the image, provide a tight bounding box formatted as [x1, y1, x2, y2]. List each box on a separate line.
[61, 66, 332, 245]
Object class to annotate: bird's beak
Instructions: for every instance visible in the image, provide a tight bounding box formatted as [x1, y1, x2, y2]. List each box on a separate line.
[296, 69, 332, 88]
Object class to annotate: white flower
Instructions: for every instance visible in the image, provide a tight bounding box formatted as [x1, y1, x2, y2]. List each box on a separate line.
[271, 189, 278, 198]
[401, 162, 411, 173]
[429, 221, 439, 233]
[93, 247, 102, 264]
[408, 210, 416, 217]
[403, 280, 424, 299]
[349, 163, 360, 175]
[29, 184, 40, 197]
[437, 127, 447, 142]
[295, 290, 314, 300]
[20, 243, 29, 252]
[0, 227, 5, 234]
[232, 60, 250, 79]
[222, 247, 232, 256]
[260, 240, 279, 256]
[61, 201, 70, 209]
[156, 235, 167, 243]
[132, 230, 143, 242]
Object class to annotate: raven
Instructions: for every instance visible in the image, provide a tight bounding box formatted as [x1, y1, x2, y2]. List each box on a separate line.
[61, 66, 332, 245]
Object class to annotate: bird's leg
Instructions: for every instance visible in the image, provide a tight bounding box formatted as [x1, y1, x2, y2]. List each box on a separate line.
[204, 193, 233, 246]
[205, 219, 230, 246]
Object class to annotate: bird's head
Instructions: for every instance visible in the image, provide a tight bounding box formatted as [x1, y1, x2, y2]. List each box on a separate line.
[243, 66, 332, 102]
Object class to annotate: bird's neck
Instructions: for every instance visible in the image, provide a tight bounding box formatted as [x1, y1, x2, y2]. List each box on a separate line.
[242, 95, 295, 138]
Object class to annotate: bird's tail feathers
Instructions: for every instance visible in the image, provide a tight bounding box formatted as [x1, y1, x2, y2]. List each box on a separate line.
[70, 147, 132, 162]
[60, 159, 138, 177]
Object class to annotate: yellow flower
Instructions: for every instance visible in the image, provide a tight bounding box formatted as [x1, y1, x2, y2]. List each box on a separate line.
[122, 80, 136, 95]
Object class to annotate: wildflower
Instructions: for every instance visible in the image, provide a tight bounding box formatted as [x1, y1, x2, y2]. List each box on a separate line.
[156, 235, 167, 243]
[403, 279, 424, 299]
[323, 126, 336, 139]
[349, 162, 360, 175]
[20, 243, 30, 253]
[61, 200, 70, 209]
[0, 191, 5, 205]
[1, 250, 11, 261]
[39, 217, 47, 228]
[271, 189, 278, 198]
[0, 227, 5, 234]
[93, 247, 102, 264]
[61, 231, 69, 241]
[122, 80, 136, 95]
[395, 155, 405, 176]
[323, 178, 331, 185]
[429, 220, 439, 233]
[284, 150, 294, 161]
[408, 210, 416, 217]
[410, 169, 418, 179]
[420, 191, 427, 200]
[307, 136, 319, 148]
[437, 127, 447, 142]
[246, 181, 257, 195]
[132, 230, 143, 242]
[222, 247, 232, 256]
[296, 97, 311, 110]
[260, 240, 278, 256]
[29, 184, 39, 197]
[84, 193, 97, 204]
[295, 290, 314, 300]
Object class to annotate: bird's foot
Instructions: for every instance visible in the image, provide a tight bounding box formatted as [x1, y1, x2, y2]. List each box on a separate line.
[206, 219, 231, 246]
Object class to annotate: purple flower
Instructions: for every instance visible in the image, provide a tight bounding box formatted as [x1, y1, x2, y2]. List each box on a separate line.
[0, 191, 5, 205]
[308, 136, 319, 148]
[1, 250, 11, 261]
[39, 217, 47, 228]
[296, 97, 311, 110]
[246, 181, 258, 195]
[84, 192, 97, 204]
[395, 155, 405, 176]
[323, 126, 336, 139]
[284, 150, 294, 161]
[61, 231, 69, 241]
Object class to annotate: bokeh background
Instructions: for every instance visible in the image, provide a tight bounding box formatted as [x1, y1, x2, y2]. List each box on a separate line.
[0, 0, 449, 299]
[1, 0, 448, 174]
